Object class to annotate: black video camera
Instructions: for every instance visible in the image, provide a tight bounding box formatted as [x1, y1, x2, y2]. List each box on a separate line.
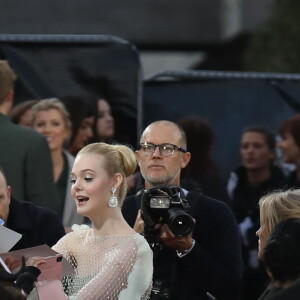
[140, 185, 194, 246]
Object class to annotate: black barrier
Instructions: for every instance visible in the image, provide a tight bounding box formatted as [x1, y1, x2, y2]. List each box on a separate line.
[143, 70, 300, 179]
[0, 34, 142, 146]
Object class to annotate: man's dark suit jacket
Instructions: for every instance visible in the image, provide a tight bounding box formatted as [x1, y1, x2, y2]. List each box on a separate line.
[0, 113, 60, 213]
[7, 198, 65, 251]
[122, 189, 243, 300]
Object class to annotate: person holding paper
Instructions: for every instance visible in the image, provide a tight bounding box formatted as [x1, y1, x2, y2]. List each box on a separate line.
[52, 142, 153, 300]
[0, 256, 44, 299]
[0, 166, 65, 251]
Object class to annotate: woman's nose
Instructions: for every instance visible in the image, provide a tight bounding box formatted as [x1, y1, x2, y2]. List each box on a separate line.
[256, 228, 261, 237]
[44, 124, 53, 132]
[72, 180, 82, 191]
[38, 124, 48, 132]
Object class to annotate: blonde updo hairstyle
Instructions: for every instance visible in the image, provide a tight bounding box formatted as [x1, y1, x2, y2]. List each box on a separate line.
[31, 98, 72, 133]
[77, 142, 137, 204]
[259, 189, 300, 236]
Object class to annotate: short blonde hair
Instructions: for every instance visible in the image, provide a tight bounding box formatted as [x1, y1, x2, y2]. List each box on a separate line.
[31, 98, 72, 131]
[0, 60, 17, 104]
[78, 142, 137, 204]
[259, 189, 300, 236]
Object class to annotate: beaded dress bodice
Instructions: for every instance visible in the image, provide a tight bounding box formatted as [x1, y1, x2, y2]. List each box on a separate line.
[52, 228, 153, 300]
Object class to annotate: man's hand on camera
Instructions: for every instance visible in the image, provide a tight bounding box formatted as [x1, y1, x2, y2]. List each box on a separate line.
[160, 224, 194, 252]
[133, 210, 163, 234]
[133, 209, 144, 233]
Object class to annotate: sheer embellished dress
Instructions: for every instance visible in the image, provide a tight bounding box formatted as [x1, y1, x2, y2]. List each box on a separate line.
[52, 227, 153, 300]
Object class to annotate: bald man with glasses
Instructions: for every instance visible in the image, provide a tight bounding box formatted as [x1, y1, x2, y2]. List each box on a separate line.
[122, 120, 242, 300]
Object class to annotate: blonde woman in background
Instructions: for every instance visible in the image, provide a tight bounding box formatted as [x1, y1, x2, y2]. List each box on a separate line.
[52, 143, 153, 299]
[31, 98, 84, 230]
[257, 189, 300, 299]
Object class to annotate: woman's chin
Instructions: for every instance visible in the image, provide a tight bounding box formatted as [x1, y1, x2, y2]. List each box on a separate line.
[257, 249, 264, 261]
[76, 202, 90, 215]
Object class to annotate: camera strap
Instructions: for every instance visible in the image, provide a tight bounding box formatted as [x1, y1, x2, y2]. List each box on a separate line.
[135, 188, 144, 210]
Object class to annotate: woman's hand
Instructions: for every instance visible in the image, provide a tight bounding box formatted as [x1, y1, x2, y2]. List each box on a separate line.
[26, 256, 46, 268]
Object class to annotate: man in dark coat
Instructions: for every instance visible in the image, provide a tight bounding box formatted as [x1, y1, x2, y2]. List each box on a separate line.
[0, 166, 65, 251]
[122, 120, 243, 300]
[0, 60, 60, 213]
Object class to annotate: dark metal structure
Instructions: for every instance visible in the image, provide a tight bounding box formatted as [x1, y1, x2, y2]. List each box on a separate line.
[143, 70, 300, 178]
[0, 34, 142, 146]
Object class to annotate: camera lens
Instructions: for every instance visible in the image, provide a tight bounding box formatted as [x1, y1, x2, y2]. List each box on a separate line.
[56, 256, 63, 262]
[167, 208, 194, 237]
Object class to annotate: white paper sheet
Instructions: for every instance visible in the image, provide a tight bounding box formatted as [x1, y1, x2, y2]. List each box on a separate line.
[0, 225, 22, 253]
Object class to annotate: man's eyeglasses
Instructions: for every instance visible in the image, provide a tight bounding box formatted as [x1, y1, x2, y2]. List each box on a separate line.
[139, 142, 187, 157]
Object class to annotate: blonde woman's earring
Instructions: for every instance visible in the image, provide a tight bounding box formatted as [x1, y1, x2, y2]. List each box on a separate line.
[108, 187, 118, 207]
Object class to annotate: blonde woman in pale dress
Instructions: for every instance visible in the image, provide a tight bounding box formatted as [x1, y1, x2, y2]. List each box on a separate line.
[52, 142, 153, 300]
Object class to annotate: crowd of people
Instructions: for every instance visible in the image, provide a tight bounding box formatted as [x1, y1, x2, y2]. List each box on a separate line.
[1, 58, 300, 300]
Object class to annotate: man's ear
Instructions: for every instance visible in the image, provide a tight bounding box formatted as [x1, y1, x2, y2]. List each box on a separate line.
[181, 152, 191, 169]
[5, 90, 14, 104]
[7, 186, 11, 205]
[2, 90, 14, 114]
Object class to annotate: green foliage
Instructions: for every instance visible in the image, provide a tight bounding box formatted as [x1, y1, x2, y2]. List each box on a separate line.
[244, 0, 300, 72]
